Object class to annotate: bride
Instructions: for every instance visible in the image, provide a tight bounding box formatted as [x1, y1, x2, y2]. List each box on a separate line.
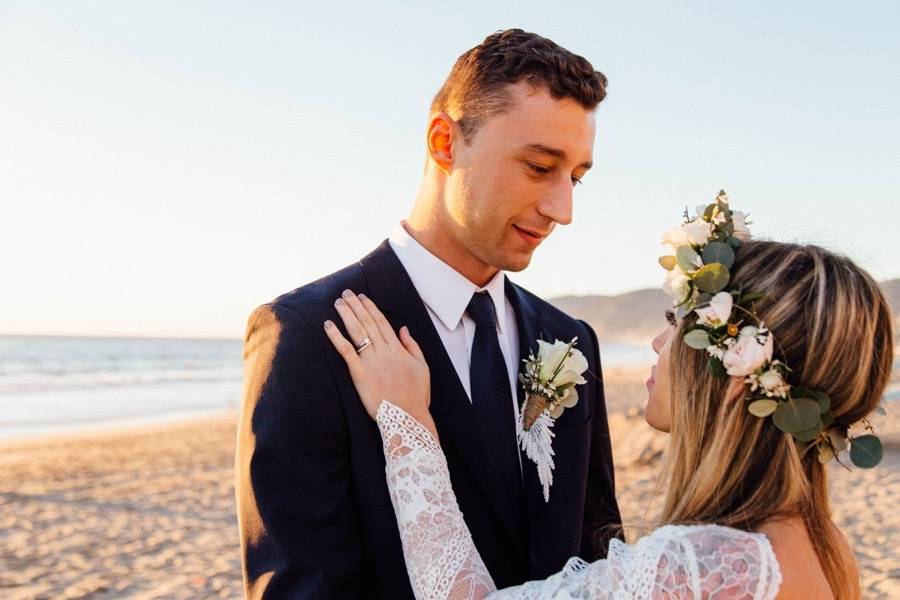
[322, 195, 893, 599]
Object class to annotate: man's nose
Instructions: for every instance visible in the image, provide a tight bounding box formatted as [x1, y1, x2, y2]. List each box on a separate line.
[537, 180, 574, 226]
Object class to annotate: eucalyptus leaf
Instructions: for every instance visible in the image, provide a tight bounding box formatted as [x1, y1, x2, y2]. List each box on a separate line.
[720, 221, 735, 237]
[738, 292, 766, 304]
[727, 237, 742, 249]
[659, 255, 677, 271]
[693, 263, 731, 294]
[676, 245, 701, 272]
[793, 419, 824, 442]
[849, 435, 883, 469]
[703, 203, 717, 221]
[701, 242, 735, 269]
[708, 356, 728, 379]
[772, 397, 821, 434]
[748, 399, 779, 417]
[817, 443, 835, 464]
[874, 404, 887, 416]
[684, 329, 712, 349]
[820, 410, 834, 429]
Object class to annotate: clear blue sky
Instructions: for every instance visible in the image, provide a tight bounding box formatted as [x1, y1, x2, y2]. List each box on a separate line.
[2, 1, 898, 338]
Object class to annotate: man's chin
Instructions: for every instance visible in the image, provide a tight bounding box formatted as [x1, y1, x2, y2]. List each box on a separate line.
[497, 251, 534, 273]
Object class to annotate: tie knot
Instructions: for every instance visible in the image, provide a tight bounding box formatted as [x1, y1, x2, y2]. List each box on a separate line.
[467, 292, 498, 330]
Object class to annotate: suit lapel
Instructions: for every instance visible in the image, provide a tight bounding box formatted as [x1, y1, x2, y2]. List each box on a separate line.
[361, 241, 525, 546]
[503, 279, 552, 523]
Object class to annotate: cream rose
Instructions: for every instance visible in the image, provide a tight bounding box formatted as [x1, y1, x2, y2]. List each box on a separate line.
[722, 328, 774, 376]
[694, 291, 733, 327]
[663, 268, 692, 305]
[682, 218, 714, 247]
[732, 210, 751, 241]
[536, 339, 588, 388]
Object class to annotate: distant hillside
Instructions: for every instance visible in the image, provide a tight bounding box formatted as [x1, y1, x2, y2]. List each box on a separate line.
[550, 278, 900, 344]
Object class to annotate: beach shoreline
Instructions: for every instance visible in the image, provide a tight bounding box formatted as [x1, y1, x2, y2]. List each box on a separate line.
[1, 372, 897, 599]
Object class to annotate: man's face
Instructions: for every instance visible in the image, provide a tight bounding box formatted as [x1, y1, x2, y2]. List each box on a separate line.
[443, 81, 596, 272]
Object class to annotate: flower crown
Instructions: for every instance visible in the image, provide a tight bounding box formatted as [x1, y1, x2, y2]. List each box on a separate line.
[660, 190, 883, 468]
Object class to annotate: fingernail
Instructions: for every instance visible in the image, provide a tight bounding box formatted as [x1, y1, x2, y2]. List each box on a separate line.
[324, 320, 334, 329]
[342, 289, 352, 298]
[334, 298, 344, 306]
[358, 293, 368, 301]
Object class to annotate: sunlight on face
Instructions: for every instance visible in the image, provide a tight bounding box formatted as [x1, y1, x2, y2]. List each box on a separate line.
[645, 313, 676, 432]
[444, 81, 596, 272]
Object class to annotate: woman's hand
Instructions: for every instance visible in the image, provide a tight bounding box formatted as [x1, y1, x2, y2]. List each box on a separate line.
[324, 290, 434, 433]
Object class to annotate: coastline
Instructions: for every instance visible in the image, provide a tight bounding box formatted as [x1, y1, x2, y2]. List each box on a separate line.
[1, 371, 897, 599]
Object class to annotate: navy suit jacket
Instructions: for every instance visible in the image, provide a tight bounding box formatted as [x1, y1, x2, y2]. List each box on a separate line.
[236, 241, 622, 599]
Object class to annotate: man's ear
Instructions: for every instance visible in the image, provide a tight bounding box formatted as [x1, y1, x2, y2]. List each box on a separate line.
[426, 112, 456, 175]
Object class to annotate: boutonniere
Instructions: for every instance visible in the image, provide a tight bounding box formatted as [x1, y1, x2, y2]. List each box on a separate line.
[517, 338, 588, 502]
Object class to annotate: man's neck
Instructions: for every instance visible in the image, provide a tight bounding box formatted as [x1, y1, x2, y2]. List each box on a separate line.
[400, 221, 499, 289]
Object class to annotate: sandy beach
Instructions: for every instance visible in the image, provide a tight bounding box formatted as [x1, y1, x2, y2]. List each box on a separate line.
[2, 370, 898, 599]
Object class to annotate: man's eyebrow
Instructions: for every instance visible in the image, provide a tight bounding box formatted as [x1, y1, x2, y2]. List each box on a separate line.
[521, 143, 592, 169]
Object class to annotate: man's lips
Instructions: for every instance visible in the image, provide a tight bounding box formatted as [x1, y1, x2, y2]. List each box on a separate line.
[513, 225, 549, 245]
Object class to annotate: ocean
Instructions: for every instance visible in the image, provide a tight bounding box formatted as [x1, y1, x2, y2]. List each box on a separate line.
[0, 335, 666, 440]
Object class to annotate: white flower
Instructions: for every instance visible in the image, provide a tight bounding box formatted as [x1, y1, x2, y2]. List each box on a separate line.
[682, 218, 714, 247]
[722, 329, 774, 376]
[706, 345, 725, 360]
[662, 268, 692, 306]
[694, 291, 733, 327]
[757, 368, 790, 398]
[535, 339, 588, 388]
[732, 210, 751, 241]
[661, 227, 690, 251]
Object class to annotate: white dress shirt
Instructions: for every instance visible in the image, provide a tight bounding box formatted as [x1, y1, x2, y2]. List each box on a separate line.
[388, 224, 521, 428]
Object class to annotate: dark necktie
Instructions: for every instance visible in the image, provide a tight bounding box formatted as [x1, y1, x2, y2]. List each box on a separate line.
[466, 292, 525, 529]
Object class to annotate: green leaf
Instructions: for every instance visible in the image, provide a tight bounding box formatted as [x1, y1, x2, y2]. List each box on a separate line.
[676, 245, 701, 272]
[701, 242, 735, 269]
[693, 263, 731, 294]
[850, 435, 883, 469]
[727, 236, 742, 249]
[748, 399, 779, 417]
[659, 255, 677, 271]
[772, 397, 821, 433]
[821, 410, 834, 429]
[720, 221, 735, 237]
[792, 388, 832, 413]
[702, 203, 717, 221]
[738, 292, 766, 305]
[793, 419, 824, 442]
[684, 329, 712, 349]
[874, 404, 887, 416]
[708, 356, 728, 379]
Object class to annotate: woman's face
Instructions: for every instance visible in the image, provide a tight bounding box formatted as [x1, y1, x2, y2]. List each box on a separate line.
[645, 312, 676, 432]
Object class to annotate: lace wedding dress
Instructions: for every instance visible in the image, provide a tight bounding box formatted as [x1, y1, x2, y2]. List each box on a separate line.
[376, 401, 783, 600]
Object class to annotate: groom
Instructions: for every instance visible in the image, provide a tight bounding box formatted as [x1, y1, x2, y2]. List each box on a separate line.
[236, 29, 622, 599]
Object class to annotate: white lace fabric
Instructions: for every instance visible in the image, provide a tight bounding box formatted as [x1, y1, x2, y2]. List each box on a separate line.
[375, 400, 783, 600]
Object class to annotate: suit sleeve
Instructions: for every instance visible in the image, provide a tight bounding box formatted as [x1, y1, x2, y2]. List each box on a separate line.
[577, 320, 624, 560]
[236, 302, 363, 599]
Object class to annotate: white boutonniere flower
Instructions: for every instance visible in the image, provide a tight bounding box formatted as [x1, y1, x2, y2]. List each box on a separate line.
[517, 338, 589, 502]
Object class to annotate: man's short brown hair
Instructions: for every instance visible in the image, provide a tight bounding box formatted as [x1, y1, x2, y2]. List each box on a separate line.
[431, 29, 608, 143]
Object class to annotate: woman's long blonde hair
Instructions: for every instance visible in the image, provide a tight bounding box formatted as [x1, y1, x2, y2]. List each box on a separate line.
[660, 241, 894, 599]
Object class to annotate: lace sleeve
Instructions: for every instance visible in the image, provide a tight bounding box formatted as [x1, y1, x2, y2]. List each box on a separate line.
[376, 402, 782, 600]
[376, 400, 497, 600]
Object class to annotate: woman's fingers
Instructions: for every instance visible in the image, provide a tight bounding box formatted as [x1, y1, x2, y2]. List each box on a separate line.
[358, 293, 401, 349]
[334, 296, 371, 349]
[399, 326, 426, 364]
[323, 320, 362, 374]
[340, 290, 384, 346]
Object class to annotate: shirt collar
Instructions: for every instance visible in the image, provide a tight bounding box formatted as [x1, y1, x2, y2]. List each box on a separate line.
[388, 222, 507, 333]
